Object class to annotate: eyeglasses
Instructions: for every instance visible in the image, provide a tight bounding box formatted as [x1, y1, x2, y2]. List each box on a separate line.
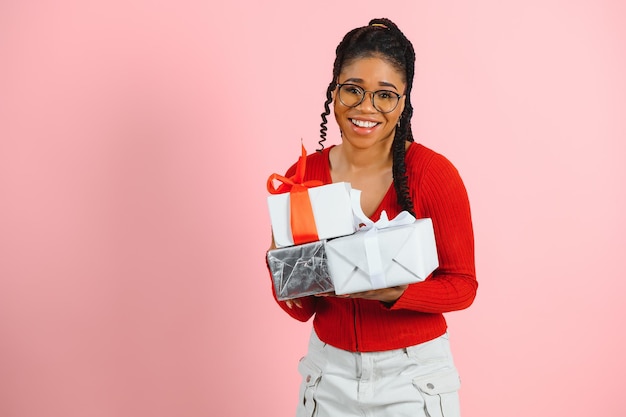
[336, 83, 403, 113]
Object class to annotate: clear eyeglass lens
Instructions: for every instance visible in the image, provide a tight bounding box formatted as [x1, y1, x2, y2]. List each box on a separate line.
[338, 84, 399, 113]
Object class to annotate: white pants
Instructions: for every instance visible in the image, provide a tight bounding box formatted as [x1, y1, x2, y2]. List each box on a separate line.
[295, 329, 462, 417]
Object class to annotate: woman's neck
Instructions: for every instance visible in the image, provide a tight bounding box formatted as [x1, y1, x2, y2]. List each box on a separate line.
[330, 141, 393, 174]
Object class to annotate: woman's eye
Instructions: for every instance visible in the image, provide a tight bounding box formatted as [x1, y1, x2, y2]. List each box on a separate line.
[344, 86, 363, 95]
[377, 91, 394, 100]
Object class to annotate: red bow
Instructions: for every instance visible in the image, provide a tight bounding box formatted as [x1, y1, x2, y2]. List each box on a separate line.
[267, 144, 323, 245]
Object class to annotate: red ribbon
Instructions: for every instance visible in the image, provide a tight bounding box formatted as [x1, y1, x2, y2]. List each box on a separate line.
[267, 144, 323, 245]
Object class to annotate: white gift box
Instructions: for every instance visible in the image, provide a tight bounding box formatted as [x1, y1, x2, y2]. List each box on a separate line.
[324, 213, 439, 295]
[267, 182, 358, 248]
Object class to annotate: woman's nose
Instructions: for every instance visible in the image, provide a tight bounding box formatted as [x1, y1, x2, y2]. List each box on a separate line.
[356, 91, 378, 112]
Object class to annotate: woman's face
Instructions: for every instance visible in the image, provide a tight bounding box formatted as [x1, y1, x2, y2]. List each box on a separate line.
[333, 56, 406, 150]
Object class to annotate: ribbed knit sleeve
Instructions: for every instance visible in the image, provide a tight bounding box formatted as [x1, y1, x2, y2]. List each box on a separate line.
[391, 148, 478, 313]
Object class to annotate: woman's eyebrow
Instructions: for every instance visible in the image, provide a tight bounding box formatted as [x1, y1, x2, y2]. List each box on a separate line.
[378, 81, 399, 90]
[342, 78, 399, 90]
[342, 77, 365, 84]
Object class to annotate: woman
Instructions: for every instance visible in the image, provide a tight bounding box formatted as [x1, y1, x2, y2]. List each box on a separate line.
[269, 17, 477, 417]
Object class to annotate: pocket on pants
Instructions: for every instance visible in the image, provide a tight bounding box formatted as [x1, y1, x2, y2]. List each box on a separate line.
[413, 368, 461, 417]
[297, 357, 323, 417]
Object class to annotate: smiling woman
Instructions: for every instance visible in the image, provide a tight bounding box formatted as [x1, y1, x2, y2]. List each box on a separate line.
[330, 56, 407, 217]
[266, 17, 477, 417]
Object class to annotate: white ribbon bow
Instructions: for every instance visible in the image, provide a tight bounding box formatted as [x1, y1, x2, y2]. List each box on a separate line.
[350, 191, 416, 289]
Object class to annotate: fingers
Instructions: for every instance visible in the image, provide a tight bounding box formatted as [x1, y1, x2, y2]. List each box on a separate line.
[313, 291, 336, 297]
[285, 298, 303, 309]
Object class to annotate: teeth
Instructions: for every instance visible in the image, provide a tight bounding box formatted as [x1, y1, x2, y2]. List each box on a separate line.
[351, 119, 378, 128]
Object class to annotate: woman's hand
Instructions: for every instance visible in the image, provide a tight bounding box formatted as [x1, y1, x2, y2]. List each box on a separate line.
[285, 291, 334, 309]
[285, 298, 303, 309]
[285, 286, 408, 309]
[338, 285, 408, 304]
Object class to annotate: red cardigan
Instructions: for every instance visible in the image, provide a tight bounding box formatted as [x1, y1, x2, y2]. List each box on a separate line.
[268, 142, 477, 352]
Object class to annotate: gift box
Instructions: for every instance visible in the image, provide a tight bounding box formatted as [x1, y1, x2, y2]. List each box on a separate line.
[267, 182, 358, 248]
[267, 145, 358, 248]
[324, 211, 439, 295]
[267, 240, 334, 301]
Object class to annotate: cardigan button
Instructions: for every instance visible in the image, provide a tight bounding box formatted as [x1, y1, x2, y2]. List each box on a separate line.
[426, 383, 435, 390]
[306, 375, 311, 383]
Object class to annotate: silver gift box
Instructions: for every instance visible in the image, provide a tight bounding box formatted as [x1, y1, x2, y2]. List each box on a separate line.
[267, 240, 334, 301]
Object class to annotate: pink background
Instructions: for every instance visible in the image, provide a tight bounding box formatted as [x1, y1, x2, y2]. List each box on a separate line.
[1, 1, 625, 416]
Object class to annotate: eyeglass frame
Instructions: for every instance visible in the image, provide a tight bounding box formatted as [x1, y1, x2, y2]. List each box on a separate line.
[335, 83, 405, 114]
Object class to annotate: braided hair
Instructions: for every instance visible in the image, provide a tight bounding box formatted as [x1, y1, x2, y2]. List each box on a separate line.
[318, 17, 416, 215]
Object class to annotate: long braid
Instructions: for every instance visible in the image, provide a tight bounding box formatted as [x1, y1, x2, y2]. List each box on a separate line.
[317, 81, 335, 152]
[318, 27, 361, 152]
[319, 18, 416, 215]
[382, 18, 416, 216]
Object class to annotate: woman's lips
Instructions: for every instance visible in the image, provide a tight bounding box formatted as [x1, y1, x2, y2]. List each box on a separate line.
[350, 118, 380, 128]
